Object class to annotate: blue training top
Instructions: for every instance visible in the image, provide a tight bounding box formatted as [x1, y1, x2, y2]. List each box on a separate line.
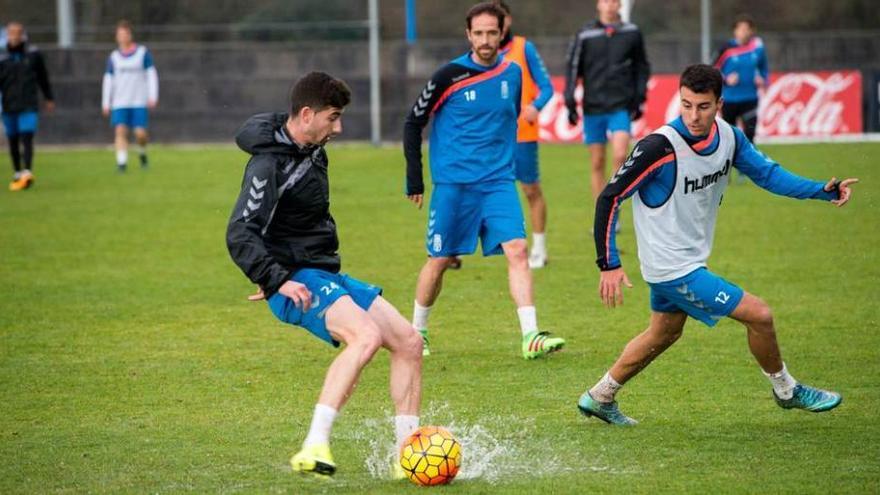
[713, 37, 769, 103]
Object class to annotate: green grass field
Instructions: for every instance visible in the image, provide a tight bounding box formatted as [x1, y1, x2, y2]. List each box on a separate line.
[1, 142, 878, 494]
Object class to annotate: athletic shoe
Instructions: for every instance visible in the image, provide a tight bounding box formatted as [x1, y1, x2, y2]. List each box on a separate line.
[418, 329, 430, 356]
[9, 172, 33, 191]
[528, 250, 547, 269]
[117, 163, 127, 173]
[290, 443, 336, 477]
[773, 383, 842, 413]
[577, 392, 638, 425]
[521, 331, 565, 359]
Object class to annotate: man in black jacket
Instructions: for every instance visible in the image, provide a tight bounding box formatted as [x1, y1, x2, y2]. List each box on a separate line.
[564, 0, 649, 203]
[226, 72, 422, 479]
[0, 21, 54, 191]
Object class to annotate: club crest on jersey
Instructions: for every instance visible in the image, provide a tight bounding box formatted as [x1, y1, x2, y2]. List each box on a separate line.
[684, 159, 731, 194]
[501, 80, 509, 99]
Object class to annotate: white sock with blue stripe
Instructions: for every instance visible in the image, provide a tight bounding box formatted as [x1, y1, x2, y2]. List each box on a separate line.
[764, 362, 797, 400]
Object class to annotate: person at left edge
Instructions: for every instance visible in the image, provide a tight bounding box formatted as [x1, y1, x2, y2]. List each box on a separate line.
[0, 21, 54, 191]
[403, 2, 566, 360]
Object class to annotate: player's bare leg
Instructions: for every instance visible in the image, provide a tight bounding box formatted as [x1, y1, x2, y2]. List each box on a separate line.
[502, 238, 564, 358]
[729, 292, 841, 412]
[412, 256, 451, 355]
[520, 182, 548, 268]
[367, 296, 423, 478]
[134, 127, 149, 168]
[114, 125, 129, 172]
[578, 311, 687, 425]
[609, 131, 630, 174]
[588, 143, 607, 201]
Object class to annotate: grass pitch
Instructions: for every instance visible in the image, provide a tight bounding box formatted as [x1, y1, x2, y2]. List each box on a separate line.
[1, 142, 878, 494]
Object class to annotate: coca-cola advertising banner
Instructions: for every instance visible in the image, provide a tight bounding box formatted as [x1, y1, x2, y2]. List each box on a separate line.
[539, 71, 863, 142]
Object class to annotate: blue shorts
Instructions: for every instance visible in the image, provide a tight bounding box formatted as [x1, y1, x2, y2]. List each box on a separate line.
[649, 267, 744, 327]
[514, 141, 539, 184]
[267, 268, 383, 347]
[110, 107, 149, 129]
[427, 181, 526, 257]
[2, 111, 39, 137]
[583, 110, 631, 144]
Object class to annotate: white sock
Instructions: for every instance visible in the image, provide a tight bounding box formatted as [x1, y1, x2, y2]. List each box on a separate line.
[13, 171, 21, 180]
[413, 301, 432, 332]
[764, 362, 797, 400]
[303, 404, 338, 447]
[394, 415, 419, 448]
[517, 306, 538, 335]
[589, 372, 623, 403]
[531, 232, 546, 254]
[116, 149, 128, 166]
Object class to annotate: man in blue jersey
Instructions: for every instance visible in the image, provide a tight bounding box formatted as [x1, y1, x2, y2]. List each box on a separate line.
[403, 2, 565, 360]
[497, 1, 555, 269]
[576, 65, 856, 425]
[714, 14, 767, 144]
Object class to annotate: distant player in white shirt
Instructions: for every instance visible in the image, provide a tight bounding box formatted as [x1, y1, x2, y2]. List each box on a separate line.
[101, 20, 158, 172]
[577, 64, 858, 425]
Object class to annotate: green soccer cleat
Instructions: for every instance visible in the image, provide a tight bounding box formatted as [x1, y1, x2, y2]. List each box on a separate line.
[418, 329, 430, 356]
[577, 392, 638, 425]
[521, 331, 565, 359]
[774, 383, 842, 413]
[290, 443, 336, 478]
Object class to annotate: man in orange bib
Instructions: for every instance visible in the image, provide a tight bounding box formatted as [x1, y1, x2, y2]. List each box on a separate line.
[497, 1, 554, 269]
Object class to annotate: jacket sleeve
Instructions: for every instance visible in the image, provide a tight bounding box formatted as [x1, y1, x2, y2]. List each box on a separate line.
[403, 65, 457, 195]
[632, 29, 650, 105]
[595, 134, 674, 270]
[226, 156, 292, 295]
[563, 33, 583, 113]
[33, 51, 54, 101]
[732, 127, 836, 201]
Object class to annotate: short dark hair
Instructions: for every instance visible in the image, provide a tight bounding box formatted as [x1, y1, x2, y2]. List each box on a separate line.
[733, 13, 755, 30]
[288, 72, 351, 116]
[466, 2, 505, 30]
[116, 19, 132, 32]
[680, 64, 723, 99]
[495, 0, 512, 15]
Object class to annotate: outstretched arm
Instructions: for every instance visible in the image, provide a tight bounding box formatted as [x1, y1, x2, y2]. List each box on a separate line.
[733, 127, 857, 205]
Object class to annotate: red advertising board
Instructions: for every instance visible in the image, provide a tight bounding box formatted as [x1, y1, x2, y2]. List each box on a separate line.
[539, 71, 863, 142]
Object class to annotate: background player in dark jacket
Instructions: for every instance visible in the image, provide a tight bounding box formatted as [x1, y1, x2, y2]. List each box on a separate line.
[714, 14, 768, 144]
[564, 0, 649, 204]
[0, 21, 54, 191]
[226, 72, 422, 479]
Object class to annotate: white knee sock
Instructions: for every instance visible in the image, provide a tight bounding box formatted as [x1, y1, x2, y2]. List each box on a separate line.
[394, 415, 419, 448]
[531, 233, 546, 254]
[764, 362, 797, 400]
[303, 404, 338, 447]
[517, 306, 538, 335]
[589, 372, 623, 403]
[116, 149, 128, 166]
[413, 301, 432, 331]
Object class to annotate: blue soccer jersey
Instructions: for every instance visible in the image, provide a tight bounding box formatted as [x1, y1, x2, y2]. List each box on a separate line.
[403, 52, 522, 194]
[713, 37, 768, 103]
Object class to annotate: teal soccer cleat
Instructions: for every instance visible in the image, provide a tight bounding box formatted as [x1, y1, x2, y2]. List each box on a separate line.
[577, 392, 638, 425]
[774, 383, 842, 412]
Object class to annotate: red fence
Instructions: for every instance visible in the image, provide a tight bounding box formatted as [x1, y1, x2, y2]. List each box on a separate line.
[539, 71, 863, 142]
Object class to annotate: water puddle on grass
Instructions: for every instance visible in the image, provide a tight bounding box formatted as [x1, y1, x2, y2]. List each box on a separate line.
[354, 401, 619, 483]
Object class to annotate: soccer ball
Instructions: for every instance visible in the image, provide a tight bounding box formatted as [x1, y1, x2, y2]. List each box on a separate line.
[399, 426, 461, 486]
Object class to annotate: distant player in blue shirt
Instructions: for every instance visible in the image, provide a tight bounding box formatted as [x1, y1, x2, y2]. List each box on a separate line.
[403, 2, 565, 360]
[713, 14, 768, 144]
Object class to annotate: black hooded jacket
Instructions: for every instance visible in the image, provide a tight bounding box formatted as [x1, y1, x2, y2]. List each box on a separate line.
[226, 113, 340, 296]
[0, 42, 54, 113]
